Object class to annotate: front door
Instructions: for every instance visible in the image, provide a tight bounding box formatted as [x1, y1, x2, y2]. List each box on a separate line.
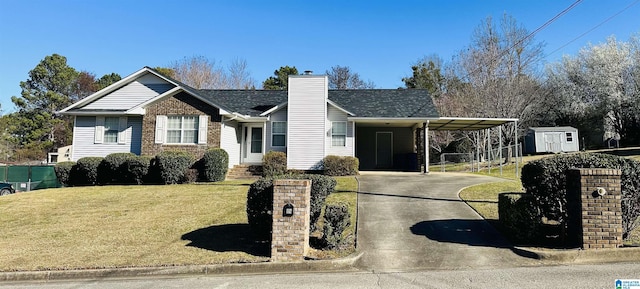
[244, 124, 264, 163]
[376, 132, 393, 169]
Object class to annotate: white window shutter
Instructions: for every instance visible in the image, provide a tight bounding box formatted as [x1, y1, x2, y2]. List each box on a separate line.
[94, 116, 104, 144]
[155, 115, 167, 144]
[118, 117, 127, 144]
[198, 115, 208, 144]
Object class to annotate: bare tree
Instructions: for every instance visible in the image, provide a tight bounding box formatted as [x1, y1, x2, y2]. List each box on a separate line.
[169, 56, 256, 89]
[227, 58, 255, 89]
[326, 65, 375, 89]
[448, 14, 545, 145]
[170, 56, 227, 89]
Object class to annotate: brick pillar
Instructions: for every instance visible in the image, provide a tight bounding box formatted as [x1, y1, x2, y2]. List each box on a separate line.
[271, 179, 311, 262]
[567, 168, 623, 249]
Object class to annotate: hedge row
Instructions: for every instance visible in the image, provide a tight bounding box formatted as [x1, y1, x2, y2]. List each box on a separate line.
[521, 153, 640, 239]
[55, 149, 229, 186]
[262, 151, 360, 177]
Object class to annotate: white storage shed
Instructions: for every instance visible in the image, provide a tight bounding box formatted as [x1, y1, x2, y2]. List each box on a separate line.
[524, 126, 579, 154]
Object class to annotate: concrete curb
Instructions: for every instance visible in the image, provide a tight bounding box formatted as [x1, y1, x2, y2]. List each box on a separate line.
[0, 252, 364, 282]
[513, 246, 640, 264]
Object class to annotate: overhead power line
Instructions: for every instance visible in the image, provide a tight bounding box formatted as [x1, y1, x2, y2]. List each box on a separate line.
[464, 0, 583, 79]
[547, 0, 640, 57]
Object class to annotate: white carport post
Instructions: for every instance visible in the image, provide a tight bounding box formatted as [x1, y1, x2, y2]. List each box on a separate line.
[514, 120, 519, 179]
[423, 121, 430, 174]
[499, 125, 503, 176]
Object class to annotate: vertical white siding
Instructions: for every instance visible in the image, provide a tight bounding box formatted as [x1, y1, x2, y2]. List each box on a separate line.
[83, 73, 174, 110]
[287, 76, 327, 170]
[326, 105, 355, 157]
[72, 116, 141, 160]
[221, 118, 241, 168]
[266, 108, 287, 153]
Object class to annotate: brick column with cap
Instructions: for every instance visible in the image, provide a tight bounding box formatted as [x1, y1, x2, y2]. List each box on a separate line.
[271, 179, 311, 262]
[567, 168, 623, 249]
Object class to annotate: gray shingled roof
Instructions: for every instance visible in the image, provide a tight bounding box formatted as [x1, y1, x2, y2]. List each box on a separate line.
[197, 90, 287, 116]
[195, 89, 439, 118]
[328, 89, 439, 118]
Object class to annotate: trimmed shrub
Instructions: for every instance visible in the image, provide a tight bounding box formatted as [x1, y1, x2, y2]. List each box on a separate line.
[150, 151, 194, 184]
[521, 153, 640, 239]
[323, 155, 359, 176]
[125, 155, 152, 185]
[97, 153, 137, 184]
[262, 151, 287, 177]
[498, 192, 540, 243]
[70, 157, 103, 186]
[322, 203, 352, 249]
[202, 148, 229, 182]
[286, 174, 337, 232]
[246, 178, 275, 239]
[54, 161, 75, 187]
[246, 174, 337, 237]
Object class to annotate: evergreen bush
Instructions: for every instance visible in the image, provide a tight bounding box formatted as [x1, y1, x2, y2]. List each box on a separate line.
[246, 174, 337, 237]
[202, 148, 228, 182]
[70, 157, 103, 186]
[97, 153, 137, 184]
[54, 161, 75, 187]
[149, 151, 194, 184]
[262, 151, 287, 177]
[521, 153, 640, 239]
[498, 192, 540, 243]
[323, 155, 359, 176]
[322, 203, 351, 249]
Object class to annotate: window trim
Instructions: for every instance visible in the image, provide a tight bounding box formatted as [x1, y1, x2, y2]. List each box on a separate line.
[166, 115, 199, 145]
[271, 121, 287, 147]
[331, 121, 347, 147]
[566, 132, 573, 142]
[95, 116, 127, 144]
[103, 117, 120, 144]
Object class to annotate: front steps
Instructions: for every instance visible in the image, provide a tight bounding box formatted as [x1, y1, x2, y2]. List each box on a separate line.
[226, 164, 263, 179]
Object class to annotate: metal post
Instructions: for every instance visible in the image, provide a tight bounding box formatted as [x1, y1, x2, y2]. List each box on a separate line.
[487, 129, 491, 173]
[476, 131, 480, 172]
[424, 121, 430, 174]
[514, 120, 519, 179]
[499, 125, 503, 176]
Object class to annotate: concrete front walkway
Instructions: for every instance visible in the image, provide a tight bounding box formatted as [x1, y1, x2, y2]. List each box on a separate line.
[356, 172, 539, 272]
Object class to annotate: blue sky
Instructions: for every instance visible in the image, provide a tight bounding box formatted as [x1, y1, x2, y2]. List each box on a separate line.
[1, 0, 638, 113]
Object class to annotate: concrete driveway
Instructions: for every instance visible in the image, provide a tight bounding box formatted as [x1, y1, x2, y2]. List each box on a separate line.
[356, 172, 538, 272]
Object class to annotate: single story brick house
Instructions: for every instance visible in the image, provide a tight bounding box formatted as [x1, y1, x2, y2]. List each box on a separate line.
[59, 67, 516, 172]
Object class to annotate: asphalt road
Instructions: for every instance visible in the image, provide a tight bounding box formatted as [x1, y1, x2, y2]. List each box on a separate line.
[1, 263, 639, 288]
[355, 172, 540, 271]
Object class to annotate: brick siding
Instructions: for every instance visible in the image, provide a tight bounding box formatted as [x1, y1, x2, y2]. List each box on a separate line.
[141, 92, 222, 159]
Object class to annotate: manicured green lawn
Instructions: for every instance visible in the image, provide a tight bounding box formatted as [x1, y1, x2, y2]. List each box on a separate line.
[0, 177, 359, 271]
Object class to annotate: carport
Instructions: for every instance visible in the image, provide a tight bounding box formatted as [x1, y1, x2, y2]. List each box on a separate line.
[352, 117, 519, 176]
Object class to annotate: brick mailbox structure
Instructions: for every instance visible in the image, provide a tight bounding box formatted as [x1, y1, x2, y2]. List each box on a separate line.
[271, 179, 311, 262]
[567, 168, 623, 249]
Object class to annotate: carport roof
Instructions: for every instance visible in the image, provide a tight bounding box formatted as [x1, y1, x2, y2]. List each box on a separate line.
[427, 117, 518, 131]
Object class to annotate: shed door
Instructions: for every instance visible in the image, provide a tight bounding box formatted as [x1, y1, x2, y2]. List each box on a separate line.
[544, 132, 562, 153]
[376, 132, 393, 169]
